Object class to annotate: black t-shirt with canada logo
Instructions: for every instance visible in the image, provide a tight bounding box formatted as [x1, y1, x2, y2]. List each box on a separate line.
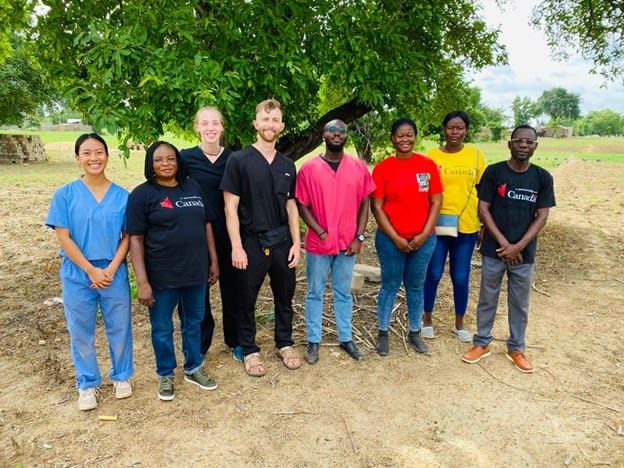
[127, 178, 215, 289]
[478, 161, 556, 264]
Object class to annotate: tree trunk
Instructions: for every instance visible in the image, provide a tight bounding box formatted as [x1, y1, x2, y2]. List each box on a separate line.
[277, 99, 371, 161]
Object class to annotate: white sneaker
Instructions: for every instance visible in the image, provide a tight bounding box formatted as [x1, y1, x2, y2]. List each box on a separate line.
[113, 379, 133, 399]
[452, 325, 472, 343]
[78, 387, 99, 411]
[421, 326, 435, 339]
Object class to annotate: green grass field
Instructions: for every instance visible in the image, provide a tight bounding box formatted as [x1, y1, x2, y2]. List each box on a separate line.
[3, 130, 623, 175]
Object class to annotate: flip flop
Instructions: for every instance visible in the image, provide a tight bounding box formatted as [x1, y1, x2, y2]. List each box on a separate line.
[277, 346, 301, 370]
[243, 352, 266, 377]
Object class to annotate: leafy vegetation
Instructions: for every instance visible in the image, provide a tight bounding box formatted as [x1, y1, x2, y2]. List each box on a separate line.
[28, 0, 506, 160]
[533, 0, 624, 81]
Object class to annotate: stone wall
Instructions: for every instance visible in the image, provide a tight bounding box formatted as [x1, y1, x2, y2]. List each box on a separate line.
[0, 135, 47, 164]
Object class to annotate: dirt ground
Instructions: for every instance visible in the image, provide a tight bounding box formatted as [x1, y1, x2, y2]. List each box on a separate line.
[1, 158, 623, 467]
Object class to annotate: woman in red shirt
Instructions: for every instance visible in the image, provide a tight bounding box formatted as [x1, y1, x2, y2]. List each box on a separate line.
[371, 118, 442, 356]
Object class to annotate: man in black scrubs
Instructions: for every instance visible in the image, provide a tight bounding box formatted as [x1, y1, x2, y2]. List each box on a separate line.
[221, 99, 301, 377]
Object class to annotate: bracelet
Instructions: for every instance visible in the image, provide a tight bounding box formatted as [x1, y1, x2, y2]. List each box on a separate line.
[319, 231, 327, 237]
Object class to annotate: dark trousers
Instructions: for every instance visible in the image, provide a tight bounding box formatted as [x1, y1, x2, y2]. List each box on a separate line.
[237, 234, 296, 356]
[199, 229, 240, 354]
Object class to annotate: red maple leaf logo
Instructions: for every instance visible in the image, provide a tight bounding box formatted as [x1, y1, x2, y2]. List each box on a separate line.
[497, 183, 507, 198]
[160, 197, 173, 209]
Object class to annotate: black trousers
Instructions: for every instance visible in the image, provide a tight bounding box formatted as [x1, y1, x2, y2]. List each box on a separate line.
[199, 229, 241, 354]
[236, 234, 296, 356]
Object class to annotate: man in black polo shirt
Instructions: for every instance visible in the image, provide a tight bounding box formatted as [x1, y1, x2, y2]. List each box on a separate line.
[221, 99, 301, 377]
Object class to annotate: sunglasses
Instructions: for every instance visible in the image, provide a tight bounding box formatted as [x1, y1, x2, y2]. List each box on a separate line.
[510, 138, 536, 145]
[326, 125, 347, 134]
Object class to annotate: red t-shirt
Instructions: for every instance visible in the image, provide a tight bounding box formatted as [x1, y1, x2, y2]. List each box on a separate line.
[371, 152, 442, 239]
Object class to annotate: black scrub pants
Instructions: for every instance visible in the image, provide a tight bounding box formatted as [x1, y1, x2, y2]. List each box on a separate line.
[236, 233, 296, 356]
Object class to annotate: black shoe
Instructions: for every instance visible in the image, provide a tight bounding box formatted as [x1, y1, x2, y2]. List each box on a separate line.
[304, 342, 320, 365]
[408, 331, 428, 353]
[340, 341, 363, 361]
[376, 330, 389, 356]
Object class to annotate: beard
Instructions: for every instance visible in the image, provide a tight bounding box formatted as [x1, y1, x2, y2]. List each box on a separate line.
[326, 141, 345, 152]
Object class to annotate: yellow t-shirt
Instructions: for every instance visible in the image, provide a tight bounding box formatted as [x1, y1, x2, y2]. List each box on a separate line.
[426, 145, 487, 234]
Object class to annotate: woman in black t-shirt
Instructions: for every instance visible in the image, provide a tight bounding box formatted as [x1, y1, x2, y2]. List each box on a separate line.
[127, 141, 220, 401]
[180, 107, 243, 362]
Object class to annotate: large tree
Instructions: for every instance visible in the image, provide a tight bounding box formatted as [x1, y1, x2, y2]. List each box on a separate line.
[0, 34, 55, 126]
[30, 0, 506, 159]
[537, 87, 581, 122]
[533, 0, 624, 81]
[511, 96, 537, 127]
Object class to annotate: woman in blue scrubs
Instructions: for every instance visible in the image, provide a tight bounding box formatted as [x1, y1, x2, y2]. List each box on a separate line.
[46, 133, 133, 411]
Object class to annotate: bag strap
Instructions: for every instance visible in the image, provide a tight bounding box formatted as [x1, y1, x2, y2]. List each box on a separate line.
[457, 148, 480, 218]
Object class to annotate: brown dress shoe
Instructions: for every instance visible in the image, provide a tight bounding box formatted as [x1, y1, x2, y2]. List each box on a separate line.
[461, 345, 491, 364]
[506, 351, 534, 373]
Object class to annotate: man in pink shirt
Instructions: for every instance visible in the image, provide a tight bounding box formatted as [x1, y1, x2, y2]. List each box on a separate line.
[296, 120, 376, 364]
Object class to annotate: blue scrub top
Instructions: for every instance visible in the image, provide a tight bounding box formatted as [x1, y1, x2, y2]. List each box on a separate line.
[46, 179, 129, 261]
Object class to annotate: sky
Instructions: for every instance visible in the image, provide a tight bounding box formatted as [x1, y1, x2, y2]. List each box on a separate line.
[472, 0, 624, 115]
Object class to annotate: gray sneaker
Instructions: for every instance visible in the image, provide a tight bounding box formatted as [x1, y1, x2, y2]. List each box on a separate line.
[408, 331, 428, 353]
[158, 376, 175, 401]
[184, 368, 218, 391]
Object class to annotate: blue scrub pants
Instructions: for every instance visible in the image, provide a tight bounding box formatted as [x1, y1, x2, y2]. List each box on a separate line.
[61, 258, 133, 390]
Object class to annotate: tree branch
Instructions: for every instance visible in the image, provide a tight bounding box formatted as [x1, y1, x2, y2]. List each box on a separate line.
[277, 99, 372, 161]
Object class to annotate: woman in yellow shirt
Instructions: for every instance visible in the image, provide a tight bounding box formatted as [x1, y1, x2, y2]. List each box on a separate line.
[423, 111, 487, 341]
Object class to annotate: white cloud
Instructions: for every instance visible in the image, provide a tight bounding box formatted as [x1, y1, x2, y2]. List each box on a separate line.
[471, 0, 624, 115]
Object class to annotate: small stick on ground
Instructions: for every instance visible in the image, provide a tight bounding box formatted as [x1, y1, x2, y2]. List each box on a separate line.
[343, 416, 358, 454]
[389, 325, 408, 354]
[531, 281, 551, 297]
[477, 363, 540, 394]
[566, 392, 620, 413]
[273, 411, 318, 415]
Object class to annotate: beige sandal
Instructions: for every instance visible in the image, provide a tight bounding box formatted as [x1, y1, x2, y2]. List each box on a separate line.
[277, 346, 301, 370]
[243, 352, 266, 377]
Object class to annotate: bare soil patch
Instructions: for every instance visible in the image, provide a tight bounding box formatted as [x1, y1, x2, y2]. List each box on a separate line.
[1, 159, 623, 466]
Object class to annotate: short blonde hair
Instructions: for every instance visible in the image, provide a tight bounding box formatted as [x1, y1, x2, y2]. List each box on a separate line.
[255, 99, 282, 115]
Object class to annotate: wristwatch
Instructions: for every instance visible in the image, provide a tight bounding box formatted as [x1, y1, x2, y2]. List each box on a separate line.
[356, 234, 365, 242]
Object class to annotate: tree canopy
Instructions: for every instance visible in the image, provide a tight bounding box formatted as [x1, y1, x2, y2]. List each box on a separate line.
[511, 96, 537, 127]
[533, 0, 624, 82]
[0, 34, 55, 126]
[576, 109, 624, 136]
[30, 0, 506, 159]
[0, 0, 28, 64]
[537, 87, 581, 123]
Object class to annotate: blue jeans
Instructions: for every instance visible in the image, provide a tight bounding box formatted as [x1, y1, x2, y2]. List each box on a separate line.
[148, 283, 206, 377]
[61, 259, 133, 390]
[305, 251, 356, 343]
[375, 230, 436, 332]
[424, 232, 479, 316]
